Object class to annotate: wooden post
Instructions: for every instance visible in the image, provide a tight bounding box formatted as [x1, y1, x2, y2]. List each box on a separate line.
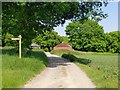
[11, 35, 22, 59]
[18, 35, 22, 59]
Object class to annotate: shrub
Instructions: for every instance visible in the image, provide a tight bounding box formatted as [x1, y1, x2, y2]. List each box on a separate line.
[44, 48, 49, 52]
[62, 54, 91, 65]
[62, 54, 78, 62]
[78, 58, 91, 65]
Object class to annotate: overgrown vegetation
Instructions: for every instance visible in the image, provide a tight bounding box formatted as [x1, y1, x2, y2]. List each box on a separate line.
[51, 50, 118, 88]
[2, 47, 48, 88]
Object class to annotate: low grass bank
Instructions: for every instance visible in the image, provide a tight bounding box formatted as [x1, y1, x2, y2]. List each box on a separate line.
[51, 50, 118, 88]
[75, 55, 118, 88]
[2, 47, 48, 88]
[51, 49, 118, 56]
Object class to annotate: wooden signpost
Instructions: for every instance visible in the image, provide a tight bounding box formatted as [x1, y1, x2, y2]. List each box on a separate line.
[11, 35, 22, 59]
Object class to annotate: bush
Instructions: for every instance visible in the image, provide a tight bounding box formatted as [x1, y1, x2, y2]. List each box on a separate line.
[44, 48, 49, 52]
[62, 54, 78, 62]
[62, 54, 91, 65]
[78, 58, 91, 65]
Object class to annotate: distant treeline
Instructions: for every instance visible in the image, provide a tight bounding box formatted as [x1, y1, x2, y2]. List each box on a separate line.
[2, 18, 120, 53]
[65, 19, 120, 53]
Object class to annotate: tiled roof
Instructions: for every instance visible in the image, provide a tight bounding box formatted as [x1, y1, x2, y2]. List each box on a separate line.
[54, 42, 72, 47]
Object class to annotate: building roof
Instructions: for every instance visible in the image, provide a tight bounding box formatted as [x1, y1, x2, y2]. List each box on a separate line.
[31, 43, 40, 47]
[54, 42, 72, 48]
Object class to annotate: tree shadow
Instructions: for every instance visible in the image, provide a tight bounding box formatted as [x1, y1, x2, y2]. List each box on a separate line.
[47, 56, 71, 68]
[1, 47, 91, 68]
[61, 53, 92, 65]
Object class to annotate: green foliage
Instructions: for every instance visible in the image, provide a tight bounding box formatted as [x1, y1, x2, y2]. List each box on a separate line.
[76, 55, 118, 88]
[4, 33, 18, 46]
[62, 53, 91, 65]
[0, 32, 1, 47]
[62, 53, 78, 62]
[65, 18, 120, 53]
[78, 57, 91, 65]
[105, 31, 120, 53]
[51, 49, 118, 57]
[2, 47, 48, 88]
[32, 30, 62, 52]
[65, 19, 106, 52]
[2, 2, 107, 48]
[61, 36, 69, 43]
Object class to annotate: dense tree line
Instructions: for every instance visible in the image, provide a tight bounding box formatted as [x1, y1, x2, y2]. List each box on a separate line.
[32, 30, 62, 52]
[65, 19, 120, 53]
[2, 2, 108, 49]
[105, 31, 120, 53]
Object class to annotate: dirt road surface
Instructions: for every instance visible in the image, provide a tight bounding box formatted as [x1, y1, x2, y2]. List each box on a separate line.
[24, 52, 96, 88]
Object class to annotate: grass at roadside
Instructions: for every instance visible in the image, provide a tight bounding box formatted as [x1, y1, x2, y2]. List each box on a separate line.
[51, 50, 118, 88]
[2, 47, 48, 88]
[51, 49, 118, 56]
[75, 55, 118, 88]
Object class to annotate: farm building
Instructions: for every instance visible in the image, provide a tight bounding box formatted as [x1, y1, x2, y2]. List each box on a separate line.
[53, 42, 73, 51]
[30, 43, 40, 49]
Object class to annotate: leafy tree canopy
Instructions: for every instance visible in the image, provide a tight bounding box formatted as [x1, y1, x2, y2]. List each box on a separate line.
[65, 19, 106, 52]
[61, 36, 69, 43]
[32, 29, 62, 52]
[2, 2, 108, 48]
[65, 19, 120, 53]
[105, 31, 120, 53]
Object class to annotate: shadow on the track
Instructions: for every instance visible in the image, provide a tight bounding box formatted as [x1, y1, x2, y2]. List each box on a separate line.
[47, 56, 70, 68]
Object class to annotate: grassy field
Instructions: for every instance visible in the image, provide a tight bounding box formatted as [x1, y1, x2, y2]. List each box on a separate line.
[51, 50, 118, 88]
[1, 47, 48, 88]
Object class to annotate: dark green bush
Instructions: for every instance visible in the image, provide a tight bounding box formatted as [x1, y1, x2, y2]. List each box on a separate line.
[62, 54, 78, 62]
[44, 48, 49, 52]
[78, 58, 91, 65]
[62, 54, 91, 65]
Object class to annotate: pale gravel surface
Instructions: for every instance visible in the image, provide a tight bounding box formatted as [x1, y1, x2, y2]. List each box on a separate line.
[23, 52, 96, 88]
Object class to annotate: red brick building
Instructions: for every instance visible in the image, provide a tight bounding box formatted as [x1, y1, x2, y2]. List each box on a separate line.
[53, 42, 73, 51]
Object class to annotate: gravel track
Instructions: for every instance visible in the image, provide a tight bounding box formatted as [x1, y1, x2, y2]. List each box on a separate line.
[24, 52, 96, 88]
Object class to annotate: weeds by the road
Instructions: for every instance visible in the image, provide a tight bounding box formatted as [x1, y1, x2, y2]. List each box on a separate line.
[2, 47, 48, 88]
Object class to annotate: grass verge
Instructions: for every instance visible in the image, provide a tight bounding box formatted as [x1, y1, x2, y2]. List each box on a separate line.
[2, 47, 48, 88]
[51, 49, 118, 88]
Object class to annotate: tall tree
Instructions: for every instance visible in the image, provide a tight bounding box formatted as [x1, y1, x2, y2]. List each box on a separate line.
[32, 30, 62, 52]
[65, 19, 106, 52]
[2, 2, 108, 48]
[105, 31, 120, 53]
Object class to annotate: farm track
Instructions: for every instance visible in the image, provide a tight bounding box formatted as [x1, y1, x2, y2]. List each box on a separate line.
[24, 52, 96, 88]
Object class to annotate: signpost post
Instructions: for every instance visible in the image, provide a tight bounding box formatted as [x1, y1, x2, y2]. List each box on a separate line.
[11, 35, 22, 59]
